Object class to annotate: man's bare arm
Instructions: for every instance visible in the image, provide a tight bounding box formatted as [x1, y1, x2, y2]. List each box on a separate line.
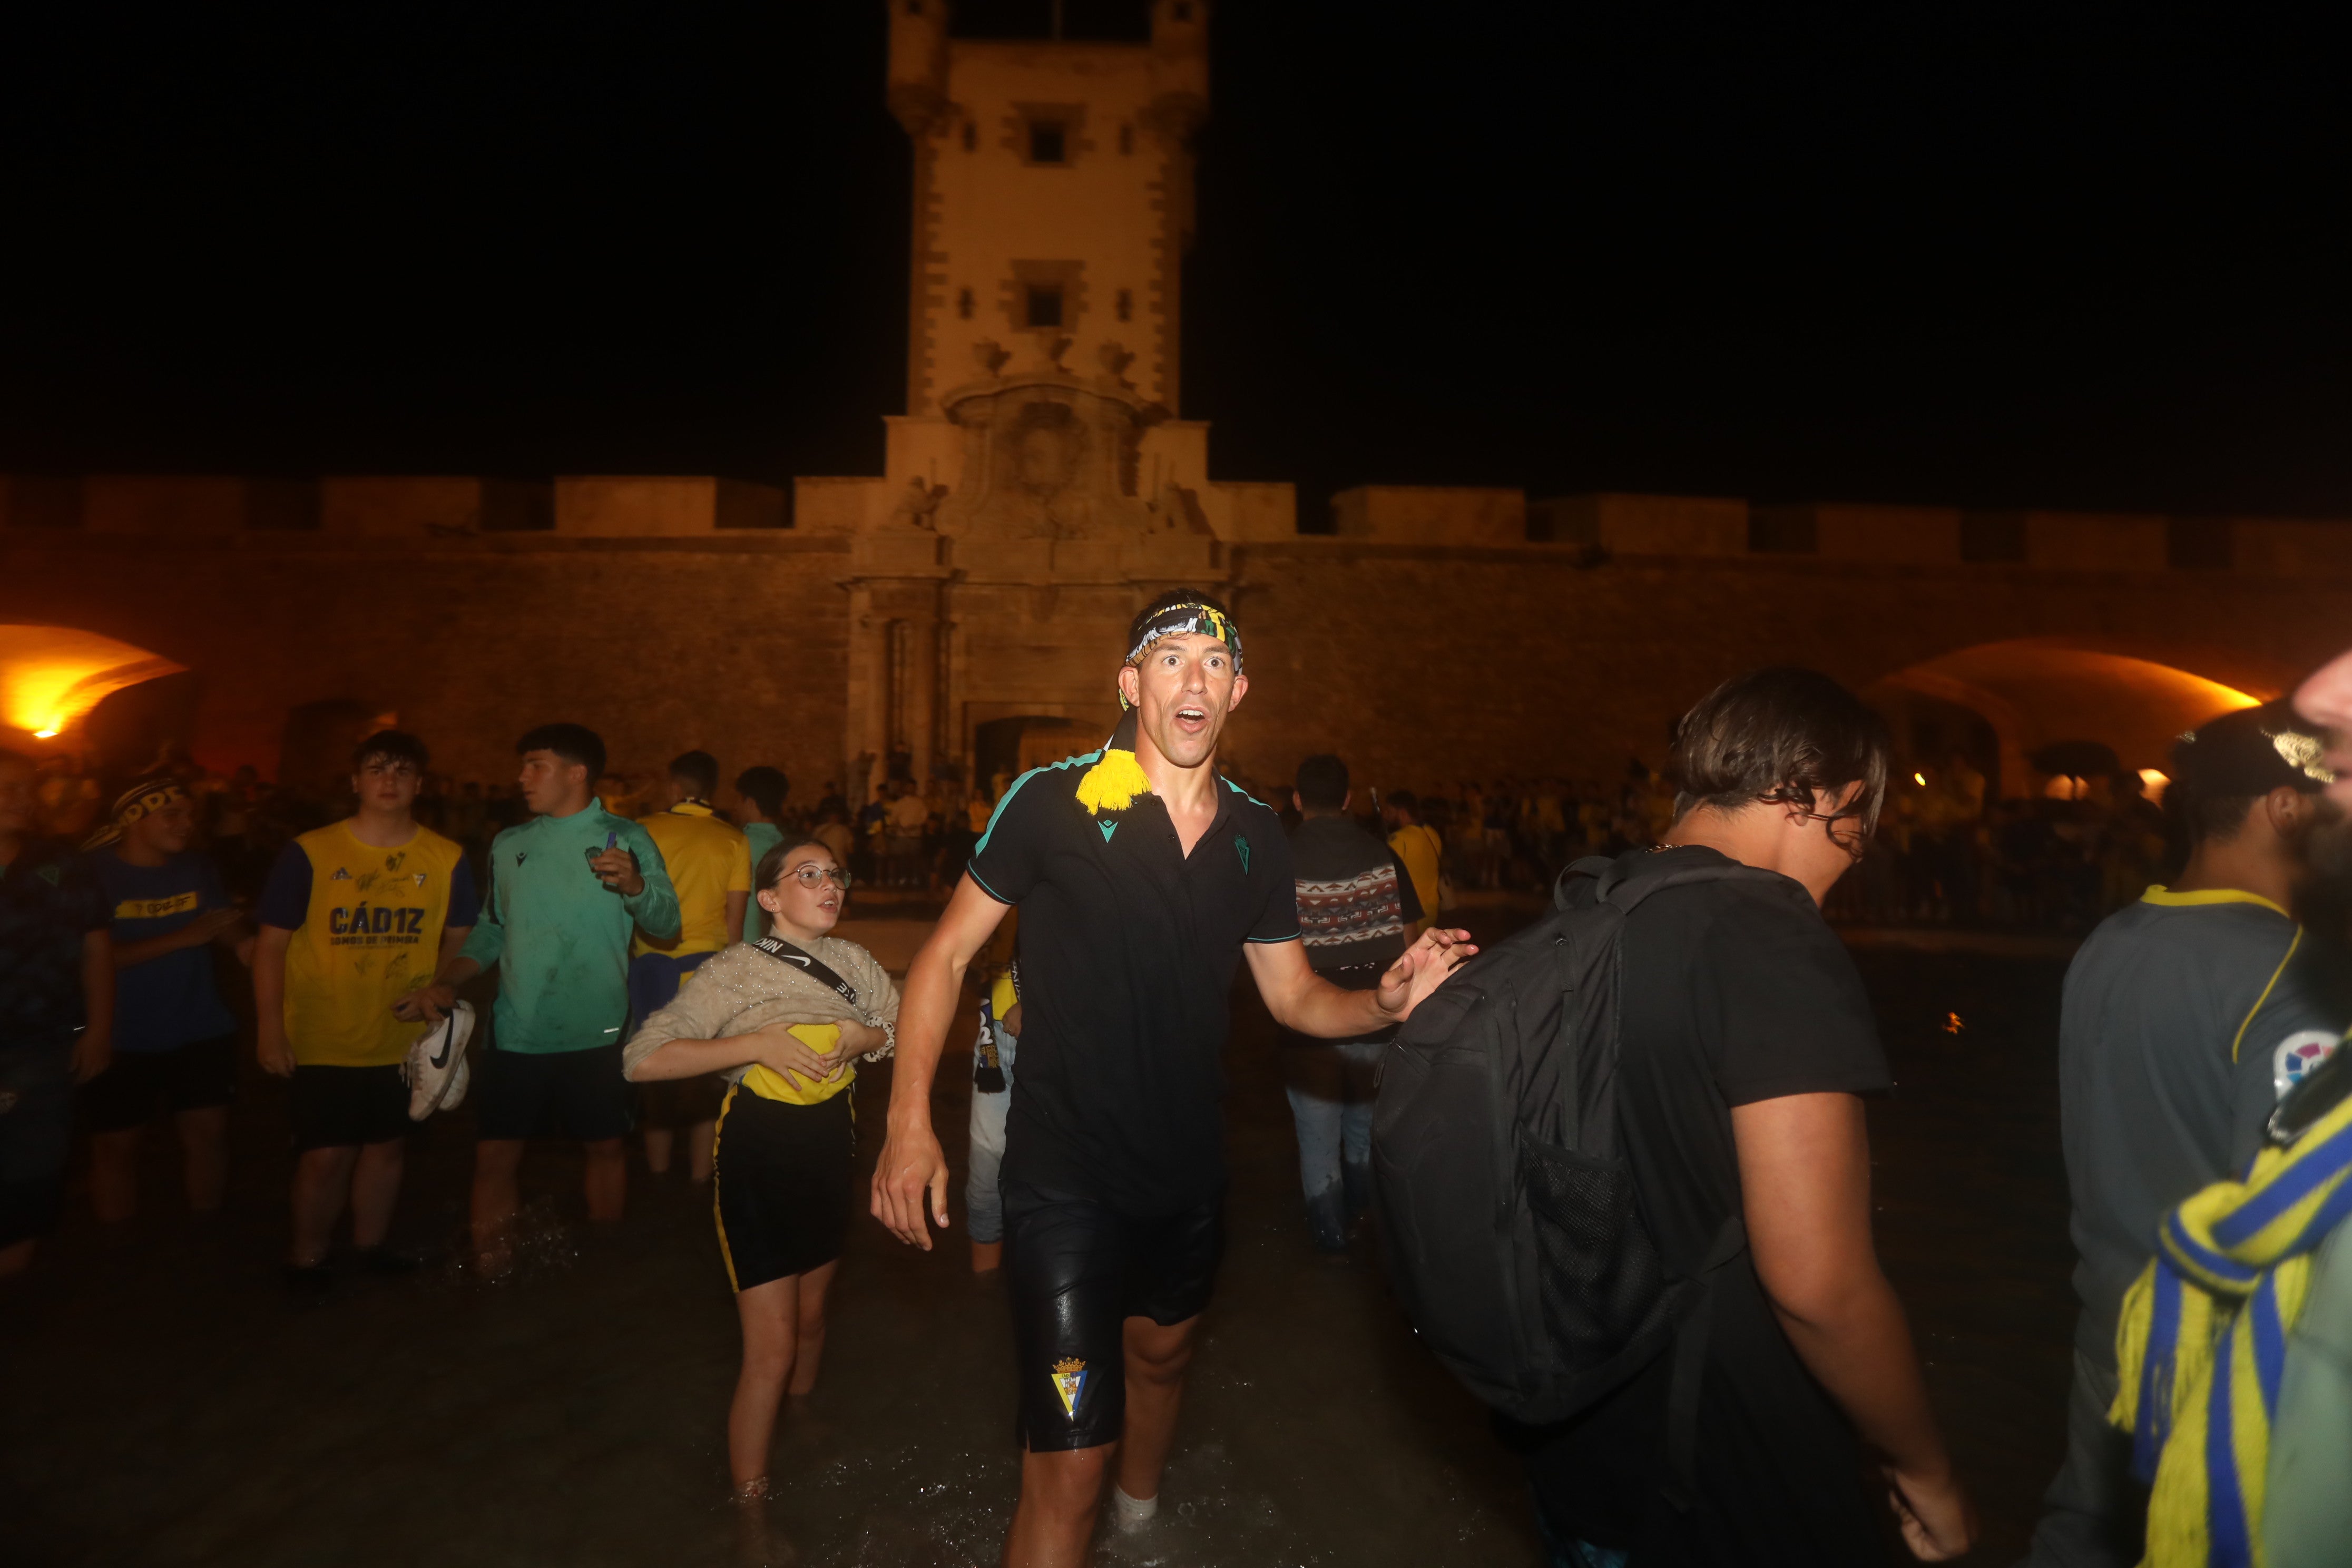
[1243, 925, 1476, 1037]
[1735, 1092, 1976, 1561]
[870, 873, 1011, 1249]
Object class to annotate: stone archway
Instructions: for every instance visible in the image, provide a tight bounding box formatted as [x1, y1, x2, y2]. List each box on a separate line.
[1861, 638, 2269, 800]
[0, 623, 187, 750]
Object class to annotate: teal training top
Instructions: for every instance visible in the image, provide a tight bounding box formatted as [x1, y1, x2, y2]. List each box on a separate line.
[741, 820, 784, 942]
[460, 804, 680, 1054]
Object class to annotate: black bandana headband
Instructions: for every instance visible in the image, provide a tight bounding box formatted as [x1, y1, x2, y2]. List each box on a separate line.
[1119, 601, 1242, 710]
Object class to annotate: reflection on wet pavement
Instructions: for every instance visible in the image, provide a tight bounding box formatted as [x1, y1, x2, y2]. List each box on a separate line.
[1, 947, 2075, 1565]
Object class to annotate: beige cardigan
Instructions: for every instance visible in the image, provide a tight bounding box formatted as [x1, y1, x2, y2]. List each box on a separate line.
[621, 937, 900, 1087]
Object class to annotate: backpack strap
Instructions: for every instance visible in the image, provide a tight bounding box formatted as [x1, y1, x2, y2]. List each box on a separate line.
[747, 935, 861, 1009]
[1661, 1213, 1750, 1512]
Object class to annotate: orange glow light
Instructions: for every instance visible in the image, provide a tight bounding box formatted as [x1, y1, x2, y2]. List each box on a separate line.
[0, 625, 184, 739]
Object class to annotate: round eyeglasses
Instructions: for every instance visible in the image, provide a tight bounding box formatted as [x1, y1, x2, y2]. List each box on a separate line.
[781, 864, 851, 890]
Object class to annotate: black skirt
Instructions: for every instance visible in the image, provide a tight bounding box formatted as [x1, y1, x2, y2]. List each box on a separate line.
[712, 1085, 855, 1291]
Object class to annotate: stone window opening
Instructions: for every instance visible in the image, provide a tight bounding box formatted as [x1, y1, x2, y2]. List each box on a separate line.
[1115, 289, 1131, 322]
[1028, 121, 1066, 164]
[958, 287, 974, 320]
[962, 121, 976, 152]
[1026, 286, 1064, 329]
[1119, 123, 1133, 155]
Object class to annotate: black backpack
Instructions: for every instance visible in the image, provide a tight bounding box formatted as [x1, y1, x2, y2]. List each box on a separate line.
[1371, 853, 1778, 1465]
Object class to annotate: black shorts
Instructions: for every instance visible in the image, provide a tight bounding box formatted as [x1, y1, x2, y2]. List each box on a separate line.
[1003, 1180, 1224, 1452]
[475, 1044, 634, 1142]
[713, 1085, 854, 1291]
[80, 1032, 238, 1133]
[1, 1042, 76, 1249]
[639, 1071, 728, 1130]
[290, 1064, 410, 1150]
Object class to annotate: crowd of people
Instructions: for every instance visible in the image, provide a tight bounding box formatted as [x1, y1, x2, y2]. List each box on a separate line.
[5, 589, 2352, 1568]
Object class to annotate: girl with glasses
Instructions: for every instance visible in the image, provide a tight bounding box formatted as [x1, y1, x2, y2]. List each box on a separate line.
[622, 836, 899, 1515]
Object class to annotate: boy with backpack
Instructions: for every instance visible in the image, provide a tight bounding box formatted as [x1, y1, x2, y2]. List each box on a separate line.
[1378, 668, 1972, 1563]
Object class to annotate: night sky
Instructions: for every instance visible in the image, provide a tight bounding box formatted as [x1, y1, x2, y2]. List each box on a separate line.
[5, 3, 2347, 521]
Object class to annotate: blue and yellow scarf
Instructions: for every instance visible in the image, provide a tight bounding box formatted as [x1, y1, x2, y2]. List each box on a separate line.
[2111, 1076, 2352, 1566]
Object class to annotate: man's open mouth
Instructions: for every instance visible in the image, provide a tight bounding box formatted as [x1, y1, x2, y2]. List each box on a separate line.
[1174, 705, 1209, 731]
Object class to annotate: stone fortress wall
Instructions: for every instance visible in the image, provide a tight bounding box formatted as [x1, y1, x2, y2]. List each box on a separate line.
[10, 1, 2352, 798]
[7, 470, 2352, 800]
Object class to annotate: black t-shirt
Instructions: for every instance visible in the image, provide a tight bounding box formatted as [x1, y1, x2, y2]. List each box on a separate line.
[967, 756, 1301, 1214]
[1520, 846, 1896, 1565]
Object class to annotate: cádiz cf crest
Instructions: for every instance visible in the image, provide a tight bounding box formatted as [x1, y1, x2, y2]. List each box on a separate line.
[1051, 1357, 1088, 1419]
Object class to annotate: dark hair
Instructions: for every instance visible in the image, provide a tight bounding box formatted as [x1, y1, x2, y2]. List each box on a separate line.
[734, 765, 789, 820]
[1295, 753, 1349, 811]
[1387, 788, 1419, 816]
[516, 722, 605, 780]
[352, 729, 430, 773]
[1126, 587, 1236, 651]
[1670, 668, 1891, 829]
[753, 832, 835, 894]
[668, 749, 719, 797]
[2168, 700, 2330, 845]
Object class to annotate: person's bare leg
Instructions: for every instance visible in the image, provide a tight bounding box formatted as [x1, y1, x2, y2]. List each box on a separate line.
[0, 1239, 35, 1278]
[730, 1273, 800, 1493]
[583, 1136, 627, 1222]
[349, 1139, 405, 1249]
[177, 1106, 229, 1213]
[471, 1138, 525, 1270]
[1004, 1445, 1113, 1568]
[290, 1145, 359, 1266]
[971, 1239, 1004, 1273]
[687, 1118, 718, 1185]
[90, 1128, 143, 1224]
[786, 1259, 838, 1396]
[1114, 1315, 1199, 1505]
[643, 1126, 675, 1175]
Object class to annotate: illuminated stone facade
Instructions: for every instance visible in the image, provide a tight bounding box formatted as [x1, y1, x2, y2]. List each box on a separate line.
[7, 2, 2352, 798]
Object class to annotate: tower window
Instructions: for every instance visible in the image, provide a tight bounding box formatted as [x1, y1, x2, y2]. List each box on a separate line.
[1025, 286, 1064, 329]
[1119, 124, 1133, 155]
[1115, 289, 1131, 322]
[962, 121, 976, 152]
[1028, 122, 1066, 164]
[957, 287, 974, 320]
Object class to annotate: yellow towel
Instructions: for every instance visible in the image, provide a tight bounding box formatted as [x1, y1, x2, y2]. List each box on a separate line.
[741, 1022, 854, 1106]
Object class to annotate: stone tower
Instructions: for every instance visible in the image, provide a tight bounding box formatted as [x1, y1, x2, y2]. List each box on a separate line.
[816, 0, 1290, 798]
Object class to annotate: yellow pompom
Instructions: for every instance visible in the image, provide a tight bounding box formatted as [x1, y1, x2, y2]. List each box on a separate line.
[1075, 748, 1152, 815]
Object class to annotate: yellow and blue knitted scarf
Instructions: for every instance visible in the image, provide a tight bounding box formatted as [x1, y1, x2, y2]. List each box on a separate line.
[2111, 1074, 2352, 1567]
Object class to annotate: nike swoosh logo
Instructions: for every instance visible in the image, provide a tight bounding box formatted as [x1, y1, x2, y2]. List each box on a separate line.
[782, 955, 810, 966]
[429, 1026, 453, 1069]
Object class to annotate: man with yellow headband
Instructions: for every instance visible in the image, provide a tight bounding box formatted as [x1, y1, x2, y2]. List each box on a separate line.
[871, 587, 1475, 1564]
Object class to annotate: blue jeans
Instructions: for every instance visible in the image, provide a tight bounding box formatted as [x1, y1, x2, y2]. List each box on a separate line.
[966, 1024, 1016, 1244]
[1281, 1038, 1384, 1203]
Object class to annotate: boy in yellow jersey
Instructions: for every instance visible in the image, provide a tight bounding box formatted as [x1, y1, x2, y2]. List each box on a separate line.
[254, 731, 477, 1296]
[632, 750, 752, 1183]
[1383, 789, 1442, 939]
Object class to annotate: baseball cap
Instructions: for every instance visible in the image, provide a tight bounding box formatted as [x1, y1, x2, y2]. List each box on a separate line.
[2169, 701, 2336, 801]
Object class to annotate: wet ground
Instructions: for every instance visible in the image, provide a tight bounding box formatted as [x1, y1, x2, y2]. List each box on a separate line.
[2, 928, 2076, 1567]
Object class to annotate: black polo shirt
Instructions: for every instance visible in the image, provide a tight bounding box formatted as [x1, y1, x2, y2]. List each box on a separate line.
[968, 753, 1300, 1214]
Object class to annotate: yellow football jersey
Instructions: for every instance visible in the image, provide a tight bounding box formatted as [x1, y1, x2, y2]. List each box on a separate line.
[633, 802, 752, 959]
[265, 822, 477, 1067]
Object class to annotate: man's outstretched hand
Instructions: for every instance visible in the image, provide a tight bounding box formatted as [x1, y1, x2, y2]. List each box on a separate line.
[871, 1122, 952, 1249]
[1376, 926, 1477, 1021]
